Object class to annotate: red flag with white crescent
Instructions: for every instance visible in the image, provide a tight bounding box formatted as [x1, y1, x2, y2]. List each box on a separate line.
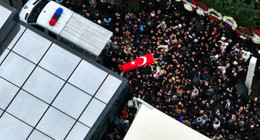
[120, 54, 154, 72]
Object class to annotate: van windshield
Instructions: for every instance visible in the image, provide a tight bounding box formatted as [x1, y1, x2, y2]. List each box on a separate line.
[28, 0, 49, 23]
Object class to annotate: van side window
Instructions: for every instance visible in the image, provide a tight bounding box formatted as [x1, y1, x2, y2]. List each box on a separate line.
[31, 25, 44, 32]
[48, 31, 57, 39]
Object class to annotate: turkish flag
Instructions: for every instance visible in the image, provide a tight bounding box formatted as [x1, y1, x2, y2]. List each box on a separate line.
[120, 54, 154, 72]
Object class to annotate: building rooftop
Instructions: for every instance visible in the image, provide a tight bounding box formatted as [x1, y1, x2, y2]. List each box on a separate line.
[124, 103, 211, 140]
[0, 1, 127, 139]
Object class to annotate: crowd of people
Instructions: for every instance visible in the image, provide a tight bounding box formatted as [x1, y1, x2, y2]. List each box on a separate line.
[62, 0, 260, 139]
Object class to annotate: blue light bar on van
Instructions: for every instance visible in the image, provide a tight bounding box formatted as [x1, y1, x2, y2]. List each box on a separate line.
[56, 7, 63, 16]
[49, 7, 63, 26]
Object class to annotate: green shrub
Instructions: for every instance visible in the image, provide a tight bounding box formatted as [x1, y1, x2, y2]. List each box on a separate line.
[199, 0, 260, 30]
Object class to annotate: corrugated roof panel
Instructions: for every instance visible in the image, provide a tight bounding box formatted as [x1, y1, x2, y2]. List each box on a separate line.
[60, 13, 113, 56]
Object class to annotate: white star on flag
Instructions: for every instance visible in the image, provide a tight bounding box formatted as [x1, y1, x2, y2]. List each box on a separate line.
[120, 53, 154, 72]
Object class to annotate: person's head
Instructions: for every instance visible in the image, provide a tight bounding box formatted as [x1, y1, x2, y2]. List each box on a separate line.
[254, 97, 258, 102]
[199, 110, 204, 115]
[95, 12, 99, 17]
[161, 21, 165, 25]
[115, 28, 120, 33]
[226, 112, 230, 116]
[226, 99, 230, 103]
[210, 99, 214, 104]
[97, 19, 102, 25]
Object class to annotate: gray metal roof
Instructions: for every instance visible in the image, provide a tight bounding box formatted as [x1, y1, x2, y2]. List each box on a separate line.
[0, 2, 127, 140]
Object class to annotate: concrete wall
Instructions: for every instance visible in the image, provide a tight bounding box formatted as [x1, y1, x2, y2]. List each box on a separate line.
[245, 57, 258, 95]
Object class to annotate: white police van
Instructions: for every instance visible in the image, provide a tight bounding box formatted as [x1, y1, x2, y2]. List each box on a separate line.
[19, 0, 113, 58]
